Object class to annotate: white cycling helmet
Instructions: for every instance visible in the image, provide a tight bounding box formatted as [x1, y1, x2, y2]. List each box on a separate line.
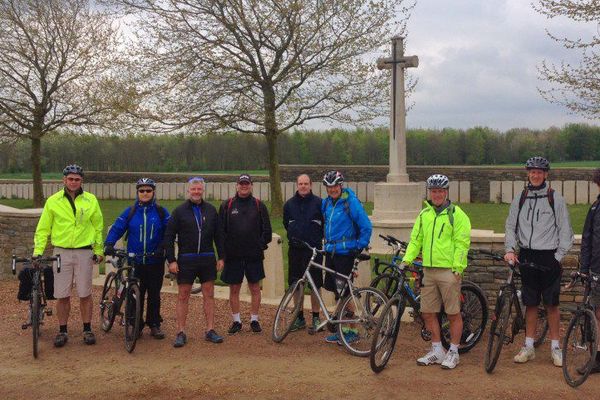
[426, 174, 449, 189]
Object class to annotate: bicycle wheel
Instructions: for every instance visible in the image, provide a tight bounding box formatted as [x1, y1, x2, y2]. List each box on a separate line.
[484, 288, 513, 373]
[370, 273, 399, 300]
[370, 295, 404, 373]
[533, 307, 549, 348]
[439, 283, 488, 354]
[562, 309, 598, 388]
[124, 283, 141, 353]
[337, 287, 387, 357]
[100, 272, 120, 332]
[31, 287, 40, 359]
[272, 280, 304, 343]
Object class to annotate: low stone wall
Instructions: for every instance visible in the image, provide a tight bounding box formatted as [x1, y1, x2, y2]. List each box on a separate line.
[0, 206, 45, 277]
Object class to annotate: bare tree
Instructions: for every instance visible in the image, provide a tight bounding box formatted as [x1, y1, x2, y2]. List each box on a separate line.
[534, 0, 600, 118]
[0, 0, 129, 206]
[110, 0, 415, 216]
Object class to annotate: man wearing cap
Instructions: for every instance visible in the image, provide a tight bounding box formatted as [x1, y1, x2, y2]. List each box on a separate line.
[33, 164, 104, 348]
[219, 174, 272, 334]
[164, 177, 225, 347]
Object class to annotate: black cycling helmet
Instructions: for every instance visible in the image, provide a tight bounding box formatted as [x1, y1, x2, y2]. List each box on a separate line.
[426, 174, 450, 189]
[136, 177, 156, 189]
[323, 170, 344, 187]
[525, 156, 550, 171]
[63, 164, 84, 177]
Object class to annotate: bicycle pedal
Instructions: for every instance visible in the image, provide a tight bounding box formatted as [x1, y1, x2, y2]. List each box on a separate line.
[21, 323, 30, 330]
[45, 309, 53, 316]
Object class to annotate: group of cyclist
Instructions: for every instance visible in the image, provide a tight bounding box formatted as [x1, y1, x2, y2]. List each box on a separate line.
[27, 157, 600, 374]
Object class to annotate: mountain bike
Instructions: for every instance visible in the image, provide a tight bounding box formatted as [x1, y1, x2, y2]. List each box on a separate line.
[12, 254, 61, 359]
[483, 250, 550, 373]
[99, 249, 148, 353]
[272, 241, 388, 357]
[562, 270, 600, 387]
[370, 260, 488, 372]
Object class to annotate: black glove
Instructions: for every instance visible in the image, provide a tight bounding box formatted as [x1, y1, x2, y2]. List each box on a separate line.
[104, 245, 115, 256]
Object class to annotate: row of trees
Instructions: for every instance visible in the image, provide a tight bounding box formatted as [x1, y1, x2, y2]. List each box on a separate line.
[1, 124, 598, 173]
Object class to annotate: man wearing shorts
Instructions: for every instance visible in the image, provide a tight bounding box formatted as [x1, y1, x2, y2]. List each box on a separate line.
[283, 174, 324, 333]
[402, 174, 471, 369]
[33, 164, 104, 347]
[505, 156, 573, 367]
[321, 170, 372, 344]
[164, 177, 225, 347]
[219, 174, 272, 334]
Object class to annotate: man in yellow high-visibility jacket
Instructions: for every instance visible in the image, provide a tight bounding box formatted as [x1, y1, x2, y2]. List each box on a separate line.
[34, 164, 104, 348]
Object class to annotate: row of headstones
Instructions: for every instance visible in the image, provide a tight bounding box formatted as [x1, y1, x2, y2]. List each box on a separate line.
[0, 181, 472, 203]
[490, 181, 600, 205]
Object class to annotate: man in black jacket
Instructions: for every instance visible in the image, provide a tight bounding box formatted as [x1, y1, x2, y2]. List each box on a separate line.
[579, 168, 600, 373]
[283, 174, 324, 333]
[219, 174, 272, 334]
[164, 177, 225, 347]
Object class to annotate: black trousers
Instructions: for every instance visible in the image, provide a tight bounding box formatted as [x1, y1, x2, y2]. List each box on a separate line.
[133, 264, 164, 328]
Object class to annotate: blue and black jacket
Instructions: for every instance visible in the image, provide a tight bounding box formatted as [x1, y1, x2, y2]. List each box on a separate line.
[105, 198, 171, 265]
[322, 187, 372, 255]
[283, 191, 323, 248]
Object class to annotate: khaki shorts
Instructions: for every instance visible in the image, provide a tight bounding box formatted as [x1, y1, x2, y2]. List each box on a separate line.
[52, 248, 94, 298]
[420, 267, 461, 315]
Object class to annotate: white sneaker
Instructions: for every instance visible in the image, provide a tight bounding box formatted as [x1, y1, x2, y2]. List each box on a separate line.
[417, 348, 446, 366]
[551, 348, 563, 367]
[441, 350, 460, 369]
[513, 346, 535, 363]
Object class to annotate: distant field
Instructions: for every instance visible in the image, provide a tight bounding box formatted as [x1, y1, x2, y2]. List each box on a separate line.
[493, 161, 600, 168]
[0, 170, 268, 180]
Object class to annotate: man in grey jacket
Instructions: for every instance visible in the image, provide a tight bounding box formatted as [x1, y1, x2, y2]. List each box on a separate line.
[504, 156, 574, 367]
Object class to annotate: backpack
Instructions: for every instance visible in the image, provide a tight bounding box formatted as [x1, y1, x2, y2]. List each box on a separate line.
[515, 188, 555, 233]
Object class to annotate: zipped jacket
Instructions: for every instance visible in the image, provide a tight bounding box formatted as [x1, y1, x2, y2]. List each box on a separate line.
[105, 199, 170, 265]
[322, 188, 372, 255]
[504, 184, 573, 262]
[34, 188, 104, 256]
[402, 201, 471, 274]
[163, 200, 223, 263]
[283, 191, 323, 248]
[579, 195, 600, 274]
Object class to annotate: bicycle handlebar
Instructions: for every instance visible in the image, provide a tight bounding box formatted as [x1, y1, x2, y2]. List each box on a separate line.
[566, 271, 600, 289]
[378, 234, 409, 250]
[12, 254, 61, 275]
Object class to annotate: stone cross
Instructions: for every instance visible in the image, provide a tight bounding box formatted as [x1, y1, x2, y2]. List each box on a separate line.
[377, 36, 418, 184]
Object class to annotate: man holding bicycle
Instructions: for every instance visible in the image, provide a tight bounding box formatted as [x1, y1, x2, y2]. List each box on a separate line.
[578, 168, 600, 373]
[283, 174, 324, 333]
[164, 177, 225, 347]
[33, 164, 104, 347]
[321, 170, 372, 344]
[505, 156, 573, 367]
[402, 174, 471, 369]
[104, 178, 170, 340]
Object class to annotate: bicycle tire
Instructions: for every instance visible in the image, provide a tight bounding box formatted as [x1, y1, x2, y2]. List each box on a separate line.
[124, 283, 142, 353]
[337, 287, 387, 357]
[484, 288, 513, 373]
[439, 283, 488, 354]
[31, 286, 40, 359]
[272, 280, 304, 343]
[370, 273, 400, 300]
[562, 309, 598, 388]
[370, 295, 403, 373]
[533, 307, 549, 348]
[190, 281, 202, 295]
[100, 272, 119, 332]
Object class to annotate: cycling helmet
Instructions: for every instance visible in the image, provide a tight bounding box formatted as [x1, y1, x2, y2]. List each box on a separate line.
[525, 156, 550, 171]
[426, 174, 449, 189]
[136, 177, 156, 189]
[323, 170, 344, 187]
[62, 164, 84, 177]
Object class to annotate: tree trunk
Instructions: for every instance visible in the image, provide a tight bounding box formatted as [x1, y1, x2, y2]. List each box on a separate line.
[265, 132, 283, 217]
[31, 135, 44, 207]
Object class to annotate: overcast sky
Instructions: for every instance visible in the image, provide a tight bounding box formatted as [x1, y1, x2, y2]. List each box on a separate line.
[399, 0, 599, 130]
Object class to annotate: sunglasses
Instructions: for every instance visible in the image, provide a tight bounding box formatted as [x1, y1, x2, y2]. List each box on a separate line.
[138, 189, 154, 194]
[66, 177, 82, 182]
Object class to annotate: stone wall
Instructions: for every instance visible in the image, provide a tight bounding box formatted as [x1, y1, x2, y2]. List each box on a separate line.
[0, 206, 44, 277]
[280, 165, 597, 203]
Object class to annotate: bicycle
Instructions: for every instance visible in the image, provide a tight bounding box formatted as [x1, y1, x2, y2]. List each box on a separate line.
[12, 254, 61, 359]
[272, 241, 388, 357]
[99, 249, 147, 353]
[370, 258, 488, 372]
[562, 270, 600, 387]
[483, 250, 550, 374]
